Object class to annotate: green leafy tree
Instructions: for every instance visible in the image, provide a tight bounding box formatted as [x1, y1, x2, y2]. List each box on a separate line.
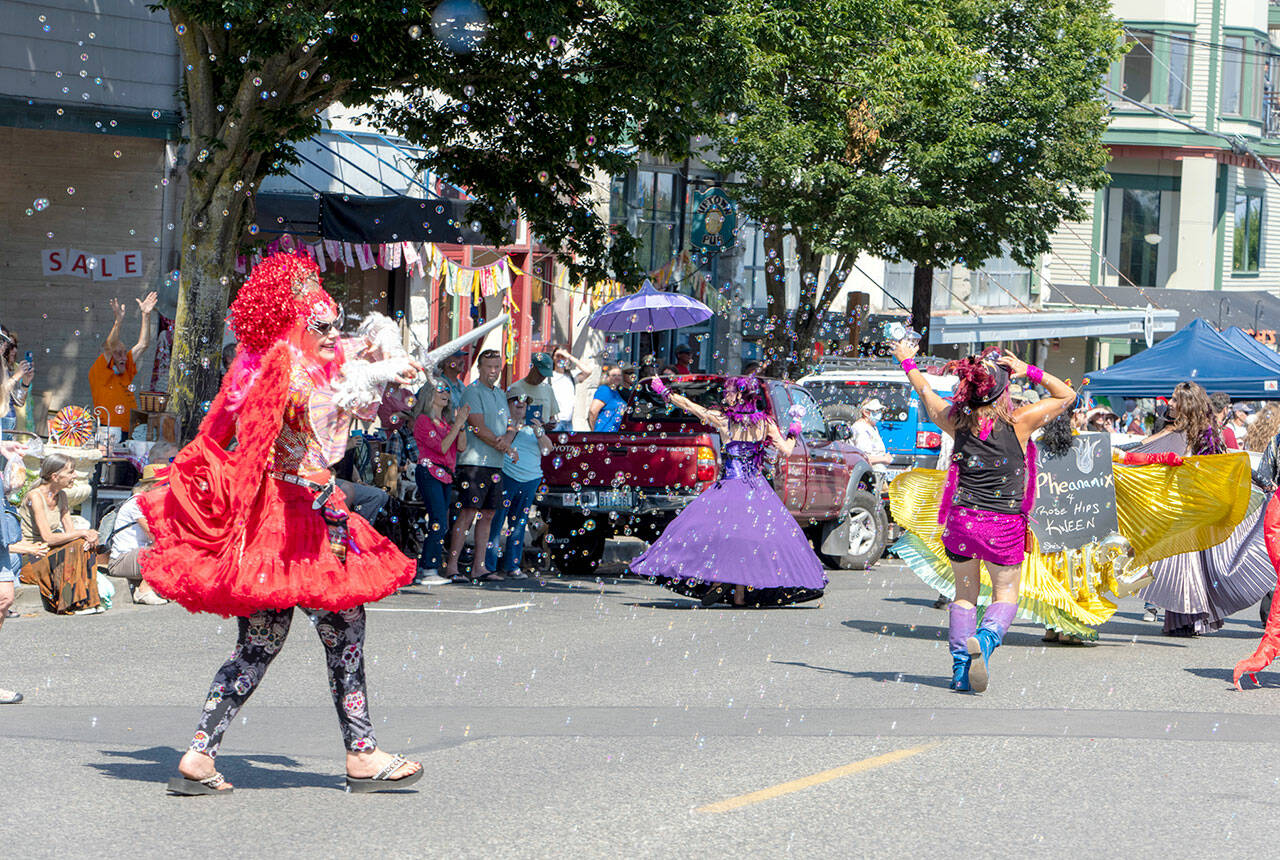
[156, 0, 744, 431]
[713, 0, 1122, 373]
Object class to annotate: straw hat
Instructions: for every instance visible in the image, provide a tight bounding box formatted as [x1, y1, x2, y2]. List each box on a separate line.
[132, 463, 170, 495]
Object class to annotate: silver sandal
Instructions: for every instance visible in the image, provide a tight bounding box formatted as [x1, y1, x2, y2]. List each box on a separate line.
[345, 753, 424, 793]
[167, 772, 234, 796]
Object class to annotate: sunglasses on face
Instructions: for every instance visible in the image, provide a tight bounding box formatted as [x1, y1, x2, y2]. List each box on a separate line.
[308, 318, 340, 336]
[508, 395, 531, 405]
[434, 383, 450, 393]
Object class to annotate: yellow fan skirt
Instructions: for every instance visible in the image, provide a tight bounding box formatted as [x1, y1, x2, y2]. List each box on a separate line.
[887, 456, 1250, 639]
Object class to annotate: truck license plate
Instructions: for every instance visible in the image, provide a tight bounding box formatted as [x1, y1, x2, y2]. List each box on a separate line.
[575, 489, 633, 509]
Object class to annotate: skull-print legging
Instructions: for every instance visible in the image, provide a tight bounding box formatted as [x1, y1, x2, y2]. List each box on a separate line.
[189, 606, 376, 757]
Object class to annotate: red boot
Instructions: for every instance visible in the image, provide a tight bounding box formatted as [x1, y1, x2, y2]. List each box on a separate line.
[1235, 492, 1280, 690]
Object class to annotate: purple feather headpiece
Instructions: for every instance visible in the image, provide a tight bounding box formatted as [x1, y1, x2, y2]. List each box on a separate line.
[722, 375, 766, 425]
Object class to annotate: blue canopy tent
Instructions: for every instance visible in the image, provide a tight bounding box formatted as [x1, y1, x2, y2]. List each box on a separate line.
[1082, 319, 1280, 399]
[1221, 326, 1280, 375]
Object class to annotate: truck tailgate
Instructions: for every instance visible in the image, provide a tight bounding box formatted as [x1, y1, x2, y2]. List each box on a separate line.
[543, 430, 717, 489]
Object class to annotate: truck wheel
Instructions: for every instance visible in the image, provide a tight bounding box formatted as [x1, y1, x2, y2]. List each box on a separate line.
[821, 489, 888, 570]
[546, 513, 607, 576]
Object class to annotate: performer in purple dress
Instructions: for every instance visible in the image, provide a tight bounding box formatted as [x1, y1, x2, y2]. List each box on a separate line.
[630, 376, 828, 607]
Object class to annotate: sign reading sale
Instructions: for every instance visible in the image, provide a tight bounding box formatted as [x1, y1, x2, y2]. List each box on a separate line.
[42, 249, 143, 281]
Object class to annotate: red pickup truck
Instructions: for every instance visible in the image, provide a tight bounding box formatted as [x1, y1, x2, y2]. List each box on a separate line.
[538, 375, 887, 575]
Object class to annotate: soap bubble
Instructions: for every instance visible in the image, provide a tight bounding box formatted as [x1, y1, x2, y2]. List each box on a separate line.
[32, 198, 49, 211]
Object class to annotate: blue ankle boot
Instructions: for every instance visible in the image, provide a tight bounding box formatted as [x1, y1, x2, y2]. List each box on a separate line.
[967, 602, 1017, 693]
[948, 604, 977, 691]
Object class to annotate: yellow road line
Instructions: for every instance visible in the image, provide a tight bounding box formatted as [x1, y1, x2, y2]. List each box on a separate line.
[695, 741, 942, 814]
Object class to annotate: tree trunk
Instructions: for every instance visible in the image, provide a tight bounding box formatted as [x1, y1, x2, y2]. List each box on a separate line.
[168, 166, 258, 437]
[911, 265, 933, 352]
[760, 224, 788, 374]
[759, 228, 855, 379]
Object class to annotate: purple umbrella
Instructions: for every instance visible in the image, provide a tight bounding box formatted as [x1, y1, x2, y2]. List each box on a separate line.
[588, 280, 713, 333]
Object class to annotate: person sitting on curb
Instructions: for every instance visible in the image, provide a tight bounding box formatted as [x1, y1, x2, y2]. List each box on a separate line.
[106, 451, 175, 606]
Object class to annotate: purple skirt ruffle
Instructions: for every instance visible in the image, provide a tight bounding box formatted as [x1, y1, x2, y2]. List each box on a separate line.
[941, 506, 1027, 567]
[630, 472, 828, 597]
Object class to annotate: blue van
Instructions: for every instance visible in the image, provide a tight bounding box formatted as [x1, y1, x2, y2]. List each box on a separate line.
[798, 359, 958, 475]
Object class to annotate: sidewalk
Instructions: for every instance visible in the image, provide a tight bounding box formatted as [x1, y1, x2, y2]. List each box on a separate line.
[9, 576, 153, 616]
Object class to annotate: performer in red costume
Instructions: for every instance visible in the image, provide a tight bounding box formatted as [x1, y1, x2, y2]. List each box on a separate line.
[1233, 431, 1280, 689]
[142, 252, 424, 794]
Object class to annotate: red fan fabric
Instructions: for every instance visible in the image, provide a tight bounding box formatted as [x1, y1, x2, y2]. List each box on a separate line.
[139, 341, 412, 617]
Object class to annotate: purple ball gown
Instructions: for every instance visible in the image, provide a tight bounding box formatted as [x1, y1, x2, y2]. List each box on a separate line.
[630, 440, 828, 606]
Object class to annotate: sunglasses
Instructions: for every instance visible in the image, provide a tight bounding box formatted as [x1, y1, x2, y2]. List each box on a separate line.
[434, 382, 450, 393]
[508, 395, 532, 405]
[308, 318, 341, 336]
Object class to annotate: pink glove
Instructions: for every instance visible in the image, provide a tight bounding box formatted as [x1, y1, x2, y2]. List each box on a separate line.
[786, 404, 805, 438]
[649, 377, 671, 401]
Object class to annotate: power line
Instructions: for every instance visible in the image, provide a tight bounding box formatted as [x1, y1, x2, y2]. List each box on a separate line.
[1125, 27, 1280, 63]
[1100, 83, 1280, 196]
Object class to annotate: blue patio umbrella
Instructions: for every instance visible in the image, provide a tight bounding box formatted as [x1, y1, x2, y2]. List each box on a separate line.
[588, 280, 713, 333]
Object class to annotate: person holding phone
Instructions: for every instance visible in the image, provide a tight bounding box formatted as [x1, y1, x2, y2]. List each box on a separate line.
[485, 393, 553, 579]
[413, 382, 470, 586]
[0, 327, 33, 433]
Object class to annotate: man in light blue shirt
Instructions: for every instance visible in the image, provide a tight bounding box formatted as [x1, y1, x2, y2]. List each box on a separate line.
[445, 349, 516, 582]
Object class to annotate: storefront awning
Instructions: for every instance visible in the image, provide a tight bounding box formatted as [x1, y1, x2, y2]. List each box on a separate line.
[1050, 283, 1280, 333]
[928, 307, 1180, 345]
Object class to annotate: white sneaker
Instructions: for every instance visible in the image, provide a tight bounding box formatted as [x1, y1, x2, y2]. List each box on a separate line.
[414, 569, 449, 586]
[1142, 608, 1158, 623]
[134, 591, 169, 606]
[73, 606, 105, 615]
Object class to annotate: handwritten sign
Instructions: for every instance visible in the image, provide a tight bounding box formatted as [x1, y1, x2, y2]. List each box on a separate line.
[1030, 431, 1118, 553]
[42, 249, 143, 280]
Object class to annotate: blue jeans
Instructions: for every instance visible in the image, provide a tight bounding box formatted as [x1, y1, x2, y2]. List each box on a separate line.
[415, 465, 451, 571]
[485, 477, 540, 573]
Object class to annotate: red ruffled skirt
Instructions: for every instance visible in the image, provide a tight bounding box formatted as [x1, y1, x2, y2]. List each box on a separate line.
[140, 469, 413, 618]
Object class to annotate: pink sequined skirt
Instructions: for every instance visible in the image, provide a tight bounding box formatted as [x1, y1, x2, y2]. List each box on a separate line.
[941, 506, 1027, 567]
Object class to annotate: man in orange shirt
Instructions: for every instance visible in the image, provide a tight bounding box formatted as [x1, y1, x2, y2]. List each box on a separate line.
[88, 292, 157, 430]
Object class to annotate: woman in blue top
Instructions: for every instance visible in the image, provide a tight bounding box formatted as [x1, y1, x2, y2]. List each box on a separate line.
[485, 393, 553, 578]
[0, 436, 49, 704]
[588, 366, 627, 432]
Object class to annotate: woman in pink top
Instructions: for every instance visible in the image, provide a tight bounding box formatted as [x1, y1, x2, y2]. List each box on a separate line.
[413, 382, 470, 584]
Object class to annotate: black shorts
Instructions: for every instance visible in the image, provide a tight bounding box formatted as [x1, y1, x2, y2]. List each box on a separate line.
[455, 465, 504, 510]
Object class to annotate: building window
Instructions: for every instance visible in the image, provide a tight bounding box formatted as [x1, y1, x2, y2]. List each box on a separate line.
[970, 251, 1033, 308]
[1234, 190, 1263, 272]
[1221, 35, 1269, 119]
[739, 222, 770, 308]
[883, 261, 952, 311]
[1122, 35, 1154, 102]
[1223, 36, 1244, 115]
[1118, 188, 1161, 287]
[635, 169, 680, 272]
[1167, 37, 1191, 111]
[1113, 32, 1192, 111]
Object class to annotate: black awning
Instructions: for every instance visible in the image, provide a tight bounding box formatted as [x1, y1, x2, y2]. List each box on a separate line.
[320, 194, 507, 244]
[253, 192, 513, 245]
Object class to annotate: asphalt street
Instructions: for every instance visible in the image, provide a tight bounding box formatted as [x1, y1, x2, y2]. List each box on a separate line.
[3, 559, 1280, 858]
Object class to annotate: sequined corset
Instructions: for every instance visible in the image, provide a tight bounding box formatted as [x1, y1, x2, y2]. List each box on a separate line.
[722, 440, 766, 480]
[266, 361, 348, 477]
